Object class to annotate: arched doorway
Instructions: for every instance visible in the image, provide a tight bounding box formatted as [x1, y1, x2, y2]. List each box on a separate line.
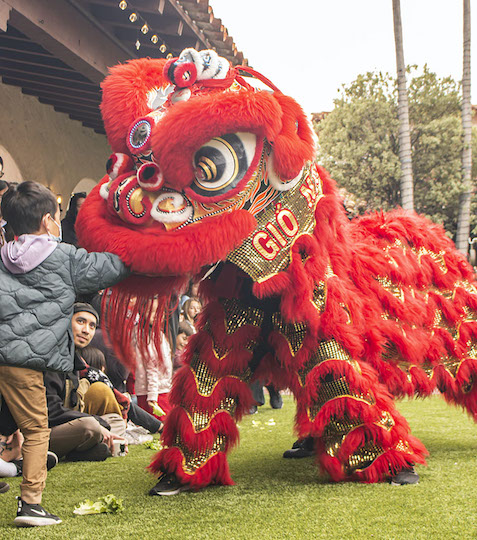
[0, 145, 23, 184]
[61, 177, 98, 215]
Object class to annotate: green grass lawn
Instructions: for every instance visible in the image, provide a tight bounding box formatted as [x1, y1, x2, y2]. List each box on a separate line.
[0, 395, 476, 539]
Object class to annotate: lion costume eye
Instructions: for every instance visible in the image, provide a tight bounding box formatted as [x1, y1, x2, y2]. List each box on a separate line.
[191, 132, 257, 197]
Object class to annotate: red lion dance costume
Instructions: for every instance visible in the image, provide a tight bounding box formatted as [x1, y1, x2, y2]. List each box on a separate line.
[77, 48, 477, 494]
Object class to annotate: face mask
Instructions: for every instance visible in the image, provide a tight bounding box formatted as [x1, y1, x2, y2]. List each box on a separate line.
[47, 215, 62, 242]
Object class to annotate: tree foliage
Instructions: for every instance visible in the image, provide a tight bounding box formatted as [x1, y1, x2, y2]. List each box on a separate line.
[315, 66, 476, 237]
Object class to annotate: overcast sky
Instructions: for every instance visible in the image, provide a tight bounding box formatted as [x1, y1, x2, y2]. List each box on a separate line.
[212, 0, 473, 115]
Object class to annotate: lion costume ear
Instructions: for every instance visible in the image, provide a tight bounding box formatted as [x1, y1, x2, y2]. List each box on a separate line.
[267, 93, 316, 182]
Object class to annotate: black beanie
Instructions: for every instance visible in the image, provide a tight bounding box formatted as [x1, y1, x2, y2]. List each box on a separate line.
[73, 302, 99, 324]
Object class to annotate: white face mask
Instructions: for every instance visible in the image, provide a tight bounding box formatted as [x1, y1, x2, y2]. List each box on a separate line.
[47, 215, 62, 242]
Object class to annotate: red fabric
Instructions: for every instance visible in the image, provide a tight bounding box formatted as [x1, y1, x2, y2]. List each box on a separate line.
[77, 52, 477, 492]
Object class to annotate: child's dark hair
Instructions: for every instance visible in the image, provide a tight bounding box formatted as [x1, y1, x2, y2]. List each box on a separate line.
[81, 346, 107, 372]
[178, 321, 194, 337]
[1, 181, 58, 236]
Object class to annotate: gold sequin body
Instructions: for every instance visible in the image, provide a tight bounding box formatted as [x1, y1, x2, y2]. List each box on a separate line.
[169, 298, 263, 474]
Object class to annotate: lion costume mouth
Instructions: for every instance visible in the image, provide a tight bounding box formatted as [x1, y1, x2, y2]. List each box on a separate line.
[76, 178, 256, 277]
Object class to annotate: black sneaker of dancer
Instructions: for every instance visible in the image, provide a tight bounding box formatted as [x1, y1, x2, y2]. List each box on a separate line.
[149, 473, 191, 496]
[390, 466, 419, 486]
[268, 386, 283, 409]
[283, 436, 314, 458]
[14, 497, 61, 527]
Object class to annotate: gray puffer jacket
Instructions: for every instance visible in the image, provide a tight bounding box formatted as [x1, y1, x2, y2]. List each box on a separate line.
[0, 238, 129, 372]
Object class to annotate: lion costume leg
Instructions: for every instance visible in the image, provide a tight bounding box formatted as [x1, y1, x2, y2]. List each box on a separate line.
[290, 338, 428, 482]
[149, 297, 264, 489]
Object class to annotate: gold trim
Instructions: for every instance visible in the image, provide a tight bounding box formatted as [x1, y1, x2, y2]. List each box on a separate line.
[227, 164, 321, 282]
[271, 313, 307, 357]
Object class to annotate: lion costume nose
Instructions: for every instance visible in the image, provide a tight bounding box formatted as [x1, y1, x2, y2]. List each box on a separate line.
[137, 163, 164, 191]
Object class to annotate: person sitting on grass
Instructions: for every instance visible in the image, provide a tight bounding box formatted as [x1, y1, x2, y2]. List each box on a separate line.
[0, 429, 58, 480]
[81, 345, 163, 435]
[0, 182, 129, 527]
[45, 304, 129, 464]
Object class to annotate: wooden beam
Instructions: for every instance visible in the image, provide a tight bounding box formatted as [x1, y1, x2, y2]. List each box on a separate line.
[165, 0, 210, 49]
[0, 57, 95, 82]
[0, 51, 81, 72]
[53, 104, 101, 121]
[4, 0, 132, 84]
[0, 66, 99, 89]
[32, 90, 99, 107]
[106, 17, 182, 37]
[38, 95, 100, 114]
[1, 75, 100, 95]
[88, 0, 165, 17]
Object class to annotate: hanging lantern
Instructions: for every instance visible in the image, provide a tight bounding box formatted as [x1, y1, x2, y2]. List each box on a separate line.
[129, 12, 138, 22]
[151, 34, 159, 44]
[135, 39, 141, 50]
[141, 23, 149, 34]
[166, 53, 173, 59]
[119, 1, 127, 9]
[159, 43, 167, 53]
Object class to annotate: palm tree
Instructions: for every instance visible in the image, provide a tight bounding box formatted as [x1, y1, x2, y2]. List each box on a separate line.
[392, 0, 414, 211]
[456, 0, 472, 255]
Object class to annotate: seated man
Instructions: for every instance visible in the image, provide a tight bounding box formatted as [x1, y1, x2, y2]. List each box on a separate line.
[45, 303, 126, 461]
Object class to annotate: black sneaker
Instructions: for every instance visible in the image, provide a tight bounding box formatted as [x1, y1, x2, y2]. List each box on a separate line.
[0, 482, 9, 494]
[267, 386, 283, 409]
[66, 442, 111, 462]
[13, 451, 59, 476]
[14, 498, 61, 527]
[248, 405, 258, 415]
[149, 473, 190, 496]
[283, 437, 314, 458]
[390, 466, 419, 486]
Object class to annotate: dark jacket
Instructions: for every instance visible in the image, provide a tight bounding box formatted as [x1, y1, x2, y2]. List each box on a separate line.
[90, 328, 129, 393]
[0, 239, 129, 372]
[44, 353, 110, 429]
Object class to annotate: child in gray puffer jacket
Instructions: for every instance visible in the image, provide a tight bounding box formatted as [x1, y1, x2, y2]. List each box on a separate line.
[0, 181, 129, 527]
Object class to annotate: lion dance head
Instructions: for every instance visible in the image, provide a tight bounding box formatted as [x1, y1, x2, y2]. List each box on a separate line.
[77, 48, 322, 359]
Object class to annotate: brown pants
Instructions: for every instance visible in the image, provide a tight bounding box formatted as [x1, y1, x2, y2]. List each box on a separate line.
[49, 383, 125, 458]
[49, 416, 103, 458]
[0, 366, 49, 504]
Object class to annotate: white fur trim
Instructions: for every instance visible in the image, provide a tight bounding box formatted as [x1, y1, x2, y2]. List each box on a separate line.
[150, 191, 193, 224]
[213, 57, 230, 80]
[100, 180, 111, 200]
[266, 152, 303, 192]
[197, 50, 220, 80]
[107, 153, 127, 181]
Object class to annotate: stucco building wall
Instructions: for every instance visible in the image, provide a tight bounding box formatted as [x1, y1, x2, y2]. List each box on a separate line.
[0, 81, 109, 206]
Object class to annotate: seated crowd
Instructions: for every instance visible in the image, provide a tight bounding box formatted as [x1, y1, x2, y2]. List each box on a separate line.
[0, 181, 201, 527]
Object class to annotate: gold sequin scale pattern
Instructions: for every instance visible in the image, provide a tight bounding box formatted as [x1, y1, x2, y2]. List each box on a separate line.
[346, 442, 385, 474]
[176, 434, 227, 475]
[271, 313, 307, 356]
[297, 339, 359, 386]
[221, 298, 264, 335]
[307, 377, 375, 421]
[189, 354, 251, 396]
[186, 398, 236, 433]
[380, 241, 477, 384]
